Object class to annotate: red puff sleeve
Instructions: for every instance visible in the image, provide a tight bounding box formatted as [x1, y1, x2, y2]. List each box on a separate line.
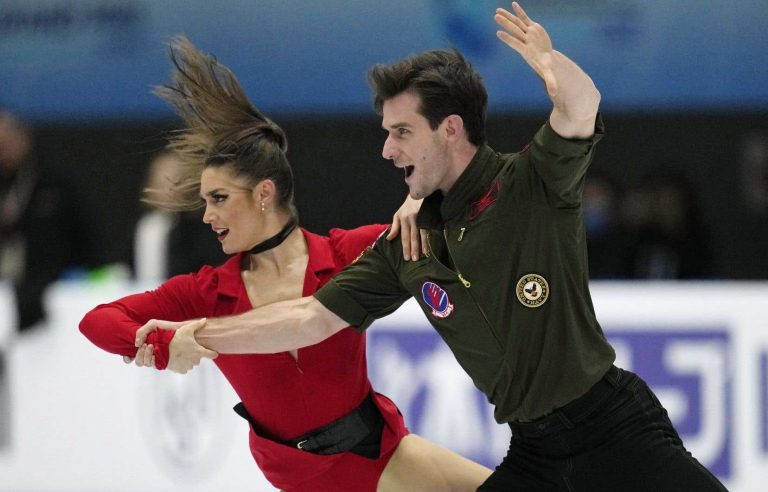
[327, 224, 388, 266]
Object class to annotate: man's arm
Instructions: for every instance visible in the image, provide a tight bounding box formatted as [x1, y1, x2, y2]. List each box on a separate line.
[136, 295, 349, 355]
[135, 216, 410, 370]
[494, 2, 600, 138]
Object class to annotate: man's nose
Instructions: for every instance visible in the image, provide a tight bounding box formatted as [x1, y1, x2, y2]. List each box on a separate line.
[382, 135, 397, 160]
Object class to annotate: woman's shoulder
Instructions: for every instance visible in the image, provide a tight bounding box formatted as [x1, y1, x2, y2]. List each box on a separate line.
[329, 224, 388, 256]
[161, 254, 242, 299]
[307, 225, 388, 266]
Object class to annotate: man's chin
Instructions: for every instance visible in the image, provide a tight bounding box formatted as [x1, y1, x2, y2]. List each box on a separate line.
[408, 187, 427, 200]
[411, 191, 434, 201]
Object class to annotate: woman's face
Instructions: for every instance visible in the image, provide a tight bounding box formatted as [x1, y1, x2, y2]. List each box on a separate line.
[200, 166, 262, 254]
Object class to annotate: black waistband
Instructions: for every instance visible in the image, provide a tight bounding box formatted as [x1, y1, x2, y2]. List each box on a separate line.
[510, 365, 623, 437]
[233, 392, 384, 458]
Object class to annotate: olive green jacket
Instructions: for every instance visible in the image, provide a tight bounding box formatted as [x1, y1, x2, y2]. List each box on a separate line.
[315, 118, 615, 423]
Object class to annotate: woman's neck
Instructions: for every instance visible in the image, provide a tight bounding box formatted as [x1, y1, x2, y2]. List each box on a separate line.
[245, 223, 306, 274]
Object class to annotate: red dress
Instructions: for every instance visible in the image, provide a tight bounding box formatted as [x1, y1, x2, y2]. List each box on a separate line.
[80, 226, 408, 491]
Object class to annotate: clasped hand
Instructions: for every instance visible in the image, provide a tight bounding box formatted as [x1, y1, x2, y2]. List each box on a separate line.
[124, 318, 218, 374]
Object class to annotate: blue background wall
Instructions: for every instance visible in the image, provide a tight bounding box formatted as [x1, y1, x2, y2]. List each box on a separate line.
[1, 1, 766, 278]
[2, 0, 766, 121]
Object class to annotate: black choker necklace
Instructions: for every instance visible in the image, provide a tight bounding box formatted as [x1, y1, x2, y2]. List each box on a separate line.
[247, 217, 299, 255]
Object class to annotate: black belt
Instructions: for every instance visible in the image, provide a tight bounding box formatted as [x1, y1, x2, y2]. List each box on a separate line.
[510, 365, 623, 437]
[233, 393, 384, 459]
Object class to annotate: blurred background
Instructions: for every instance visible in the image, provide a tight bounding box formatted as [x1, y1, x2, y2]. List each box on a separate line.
[1, 1, 767, 491]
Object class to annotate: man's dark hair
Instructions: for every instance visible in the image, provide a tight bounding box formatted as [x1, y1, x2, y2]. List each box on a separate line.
[368, 49, 488, 146]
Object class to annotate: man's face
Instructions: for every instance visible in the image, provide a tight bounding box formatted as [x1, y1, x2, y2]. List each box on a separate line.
[381, 91, 451, 199]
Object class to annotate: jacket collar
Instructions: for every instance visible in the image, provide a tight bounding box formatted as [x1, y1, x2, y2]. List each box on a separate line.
[417, 144, 499, 228]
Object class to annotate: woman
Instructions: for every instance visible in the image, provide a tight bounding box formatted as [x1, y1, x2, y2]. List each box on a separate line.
[79, 37, 491, 491]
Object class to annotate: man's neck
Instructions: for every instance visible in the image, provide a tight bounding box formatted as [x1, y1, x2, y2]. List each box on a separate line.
[440, 141, 480, 195]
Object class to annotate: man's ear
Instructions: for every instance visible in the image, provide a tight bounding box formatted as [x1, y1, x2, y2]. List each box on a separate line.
[442, 114, 465, 142]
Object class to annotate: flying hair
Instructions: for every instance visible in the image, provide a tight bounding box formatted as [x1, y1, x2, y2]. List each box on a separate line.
[146, 35, 294, 213]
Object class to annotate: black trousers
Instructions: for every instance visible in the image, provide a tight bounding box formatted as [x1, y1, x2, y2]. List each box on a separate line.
[478, 366, 728, 492]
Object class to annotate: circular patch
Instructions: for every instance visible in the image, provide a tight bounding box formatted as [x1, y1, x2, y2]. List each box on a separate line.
[515, 274, 549, 308]
[421, 281, 455, 318]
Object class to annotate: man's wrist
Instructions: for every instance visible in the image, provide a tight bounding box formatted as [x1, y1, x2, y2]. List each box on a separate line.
[194, 316, 220, 348]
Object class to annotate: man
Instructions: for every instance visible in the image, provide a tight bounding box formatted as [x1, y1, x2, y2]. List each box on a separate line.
[136, 3, 727, 490]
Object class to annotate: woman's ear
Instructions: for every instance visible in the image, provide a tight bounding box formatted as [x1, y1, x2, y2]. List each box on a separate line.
[253, 179, 277, 206]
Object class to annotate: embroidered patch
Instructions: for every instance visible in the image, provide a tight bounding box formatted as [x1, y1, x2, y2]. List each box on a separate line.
[469, 180, 500, 220]
[515, 274, 549, 308]
[421, 281, 455, 318]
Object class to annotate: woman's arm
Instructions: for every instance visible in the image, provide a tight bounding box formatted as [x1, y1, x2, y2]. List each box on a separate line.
[79, 274, 210, 369]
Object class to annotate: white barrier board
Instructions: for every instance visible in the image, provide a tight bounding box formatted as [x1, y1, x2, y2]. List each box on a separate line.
[1, 281, 766, 491]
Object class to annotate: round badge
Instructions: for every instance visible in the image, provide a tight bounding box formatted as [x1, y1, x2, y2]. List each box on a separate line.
[421, 281, 455, 319]
[515, 274, 549, 308]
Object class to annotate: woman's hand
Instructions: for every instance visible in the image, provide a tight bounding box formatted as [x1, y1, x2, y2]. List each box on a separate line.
[387, 195, 428, 261]
[123, 343, 156, 367]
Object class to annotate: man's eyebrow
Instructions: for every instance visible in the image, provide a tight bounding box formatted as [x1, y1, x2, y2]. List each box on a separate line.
[382, 121, 411, 130]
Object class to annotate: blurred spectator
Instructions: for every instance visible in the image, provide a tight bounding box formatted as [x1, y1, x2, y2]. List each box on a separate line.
[583, 174, 631, 279]
[619, 172, 712, 279]
[0, 110, 80, 331]
[133, 150, 226, 282]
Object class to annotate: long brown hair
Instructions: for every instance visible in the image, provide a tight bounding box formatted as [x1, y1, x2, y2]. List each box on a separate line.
[146, 36, 296, 217]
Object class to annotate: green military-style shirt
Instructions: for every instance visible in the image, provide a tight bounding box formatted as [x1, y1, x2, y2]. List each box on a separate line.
[314, 118, 615, 423]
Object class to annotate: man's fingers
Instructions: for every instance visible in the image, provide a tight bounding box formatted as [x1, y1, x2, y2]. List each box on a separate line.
[135, 320, 157, 347]
[420, 229, 429, 257]
[123, 355, 133, 364]
[495, 9, 527, 37]
[203, 348, 219, 360]
[512, 2, 533, 26]
[188, 318, 207, 333]
[496, 30, 524, 54]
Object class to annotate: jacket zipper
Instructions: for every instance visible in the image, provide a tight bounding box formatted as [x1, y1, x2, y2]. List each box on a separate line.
[443, 227, 471, 287]
[426, 228, 502, 348]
